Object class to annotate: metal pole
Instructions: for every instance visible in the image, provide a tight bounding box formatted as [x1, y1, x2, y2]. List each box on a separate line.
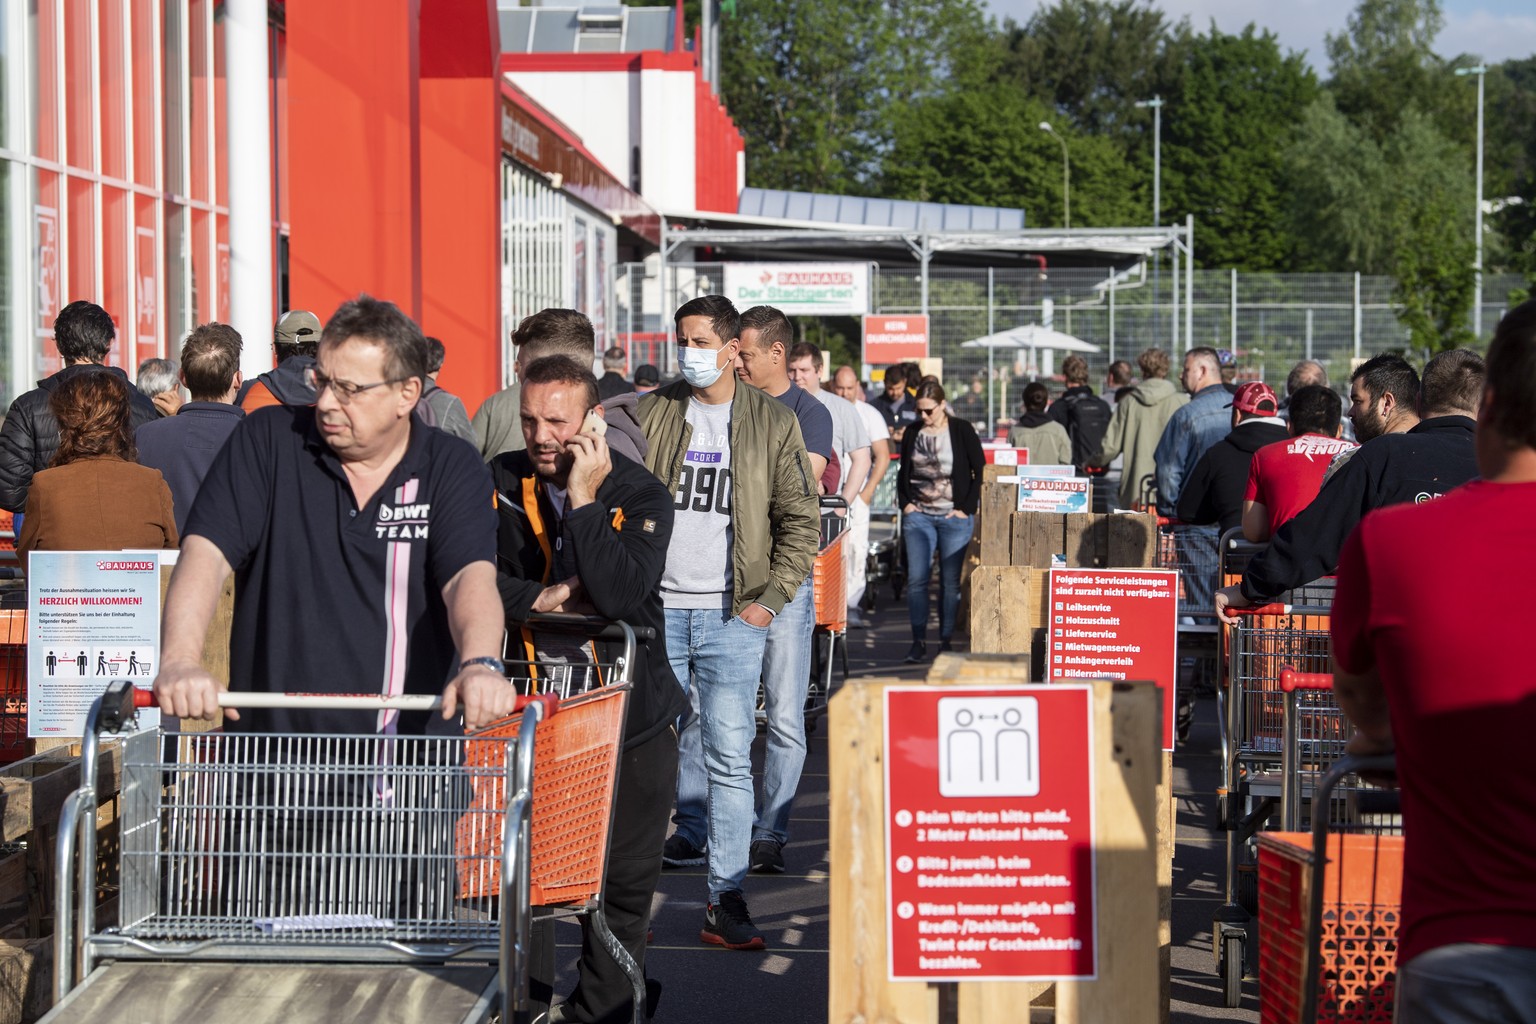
[701, 0, 714, 91]
[919, 236, 930, 319]
[1457, 65, 1487, 339]
[987, 267, 995, 435]
[1135, 96, 1163, 227]
[1108, 277, 1116, 365]
[1353, 272, 1362, 362]
[1039, 123, 1070, 229]
[1229, 267, 1237, 352]
[1171, 235, 1180, 351]
[1305, 308, 1313, 362]
[1185, 215, 1194, 353]
[226, 0, 274, 380]
[1476, 68, 1485, 339]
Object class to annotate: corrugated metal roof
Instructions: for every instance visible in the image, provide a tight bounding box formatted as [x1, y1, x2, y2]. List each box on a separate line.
[497, 2, 675, 54]
[738, 187, 1026, 231]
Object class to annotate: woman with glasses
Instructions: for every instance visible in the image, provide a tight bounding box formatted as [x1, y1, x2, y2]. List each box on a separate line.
[896, 381, 984, 663]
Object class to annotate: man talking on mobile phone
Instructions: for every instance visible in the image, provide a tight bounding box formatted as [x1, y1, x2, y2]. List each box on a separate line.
[491, 354, 687, 1024]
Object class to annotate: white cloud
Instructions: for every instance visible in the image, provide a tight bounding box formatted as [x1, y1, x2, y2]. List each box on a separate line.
[983, 1, 1536, 71]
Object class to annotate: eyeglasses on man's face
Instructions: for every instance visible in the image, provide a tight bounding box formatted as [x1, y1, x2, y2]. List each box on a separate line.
[304, 367, 407, 404]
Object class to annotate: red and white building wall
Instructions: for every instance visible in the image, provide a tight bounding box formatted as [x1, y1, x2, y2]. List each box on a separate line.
[0, 0, 268, 403]
[0, 2, 742, 413]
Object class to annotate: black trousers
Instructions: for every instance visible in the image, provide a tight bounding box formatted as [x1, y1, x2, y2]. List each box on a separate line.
[530, 726, 678, 1023]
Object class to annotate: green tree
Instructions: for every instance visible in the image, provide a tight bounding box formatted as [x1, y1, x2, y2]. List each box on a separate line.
[1384, 112, 1477, 349]
[1324, 0, 1475, 144]
[718, 0, 991, 194]
[993, 0, 1190, 145]
[1160, 25, 1319, 270]
[1284, 96, 1392, 272]
[879, 81, 1143, 227]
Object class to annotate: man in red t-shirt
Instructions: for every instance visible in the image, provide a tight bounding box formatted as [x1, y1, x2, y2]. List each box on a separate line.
[1242, 384, 1356, 541]
[1333, 300, 1536, 1020]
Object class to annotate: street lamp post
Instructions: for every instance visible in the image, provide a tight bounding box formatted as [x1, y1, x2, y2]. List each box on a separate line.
[1456, 64, 1487, 339]
[1135, 96, 1162, 227]
[1039, 122, 1070, 230]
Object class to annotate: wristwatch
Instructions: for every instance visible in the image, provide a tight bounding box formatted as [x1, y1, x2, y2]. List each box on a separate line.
[457, 656, 505, 674]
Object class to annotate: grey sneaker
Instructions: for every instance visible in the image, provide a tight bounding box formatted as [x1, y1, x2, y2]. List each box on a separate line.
[750, 838, 785, 873]
[661, 833, 706, 867]
[701, 889, 766, 950]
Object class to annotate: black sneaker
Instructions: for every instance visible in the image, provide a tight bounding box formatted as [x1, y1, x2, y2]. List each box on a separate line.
[750, 838, 785, 874]
[661, 833, 706, 867]
[939, 638, 953, 653]
[903, 640, 927, 663]
[701, 889, 766, 950]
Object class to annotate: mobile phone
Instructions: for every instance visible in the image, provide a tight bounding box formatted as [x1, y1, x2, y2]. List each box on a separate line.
[581, 410, 608, 437]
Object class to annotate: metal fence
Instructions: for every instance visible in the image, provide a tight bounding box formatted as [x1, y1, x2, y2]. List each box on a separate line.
[615, 260, 1524, 400]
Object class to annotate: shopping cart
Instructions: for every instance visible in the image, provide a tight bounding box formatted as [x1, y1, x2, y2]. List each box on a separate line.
[1213, 586, 1337, 1007]
[46, 675, 636, 1024]
[755, 498, 849, 734]
[1258, 752, 1401, 1024]
[863, 451, 904, 612]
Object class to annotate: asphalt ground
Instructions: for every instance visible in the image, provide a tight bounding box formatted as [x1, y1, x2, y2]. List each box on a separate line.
[545, 577, 1262, 1023]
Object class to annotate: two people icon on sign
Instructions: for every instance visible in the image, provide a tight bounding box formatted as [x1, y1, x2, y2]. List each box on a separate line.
[947, 707, 1033, 786]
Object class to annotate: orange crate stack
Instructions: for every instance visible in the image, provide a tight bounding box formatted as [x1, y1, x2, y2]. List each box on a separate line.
[0, 609, 25, 765]
[1258, 831, 1402, 1024]
[813, 532, 846, 631]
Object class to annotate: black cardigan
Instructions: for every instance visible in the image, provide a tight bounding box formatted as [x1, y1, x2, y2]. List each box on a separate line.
[897, 415, 986, 516]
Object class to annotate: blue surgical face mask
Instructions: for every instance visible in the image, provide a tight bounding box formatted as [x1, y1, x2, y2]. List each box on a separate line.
[679, 345, 728, 389]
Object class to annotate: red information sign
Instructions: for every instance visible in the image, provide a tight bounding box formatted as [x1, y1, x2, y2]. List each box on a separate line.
[981, 447, 1030, 466]
[864, 314, 930, 364]
[1047, 569, 1179, 750]
[884, 685, 1097, 982]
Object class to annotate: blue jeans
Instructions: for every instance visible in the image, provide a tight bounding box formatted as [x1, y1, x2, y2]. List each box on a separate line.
[904, 511, 974, 642]
[752, 575, 815, 846]
[1174, 523, 1219, 624]
[1396, 942, 1536, 1023]
[666, 606, 769, 899]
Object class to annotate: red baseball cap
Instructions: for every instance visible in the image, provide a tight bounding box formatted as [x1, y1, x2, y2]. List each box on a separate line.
[1228, 381, 1278, 415]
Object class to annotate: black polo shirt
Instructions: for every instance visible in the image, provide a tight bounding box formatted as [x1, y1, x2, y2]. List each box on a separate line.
[184, 405, 496, 734]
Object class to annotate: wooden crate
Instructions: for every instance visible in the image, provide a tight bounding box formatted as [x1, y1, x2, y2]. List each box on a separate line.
[0, 745, 122, 940]
[0, 937, 51, 1024]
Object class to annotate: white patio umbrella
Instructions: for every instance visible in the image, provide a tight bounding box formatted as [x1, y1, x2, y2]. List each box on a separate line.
[961, 325, 1101, 429]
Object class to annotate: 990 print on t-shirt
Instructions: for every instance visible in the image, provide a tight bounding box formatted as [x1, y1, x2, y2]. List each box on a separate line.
[674, 458, 733, 515]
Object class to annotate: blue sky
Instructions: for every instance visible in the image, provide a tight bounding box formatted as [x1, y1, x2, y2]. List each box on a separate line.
[982, 0, 1536, 69]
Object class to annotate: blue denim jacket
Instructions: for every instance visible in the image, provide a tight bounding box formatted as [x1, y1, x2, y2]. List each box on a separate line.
[1153, 385, 1232, 508]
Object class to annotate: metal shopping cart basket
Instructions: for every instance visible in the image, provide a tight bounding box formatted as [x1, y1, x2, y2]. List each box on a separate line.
[1213, 586, 1337, 1007]
[1258, 752, 1401, 1024]
[46, 674, 635, 1024]
[863, 452, 903, 612]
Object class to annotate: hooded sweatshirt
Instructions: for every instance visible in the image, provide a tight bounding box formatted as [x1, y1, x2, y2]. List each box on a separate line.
[1175, 417, 1290, 532]
[236, 354, 318, 410]
[1007, 410, 1072, 466]
[1094, 377, 1188, 509]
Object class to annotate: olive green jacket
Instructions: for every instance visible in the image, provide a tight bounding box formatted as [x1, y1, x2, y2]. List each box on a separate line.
[638, 379, 820, 616]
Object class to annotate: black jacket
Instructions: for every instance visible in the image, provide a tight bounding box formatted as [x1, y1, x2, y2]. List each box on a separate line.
[1176, 419, 1291, 533]
[490, 448, 687, 749]
[897, 415, 986, 516]
[596, 372, 634, 401]
[1241, 416, 1478, 601]
[235, 354, 318, 408]
[0, 364, 160, 512]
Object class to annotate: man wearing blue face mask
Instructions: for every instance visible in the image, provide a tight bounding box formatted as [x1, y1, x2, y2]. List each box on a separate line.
[637, 294, 820, 951]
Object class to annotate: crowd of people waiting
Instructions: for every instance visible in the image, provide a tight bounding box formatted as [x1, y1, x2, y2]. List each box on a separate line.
[3, 288, 1530, 1022]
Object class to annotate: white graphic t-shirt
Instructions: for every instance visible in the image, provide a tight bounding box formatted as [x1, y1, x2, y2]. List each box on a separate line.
[661, 398, 735, 609]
